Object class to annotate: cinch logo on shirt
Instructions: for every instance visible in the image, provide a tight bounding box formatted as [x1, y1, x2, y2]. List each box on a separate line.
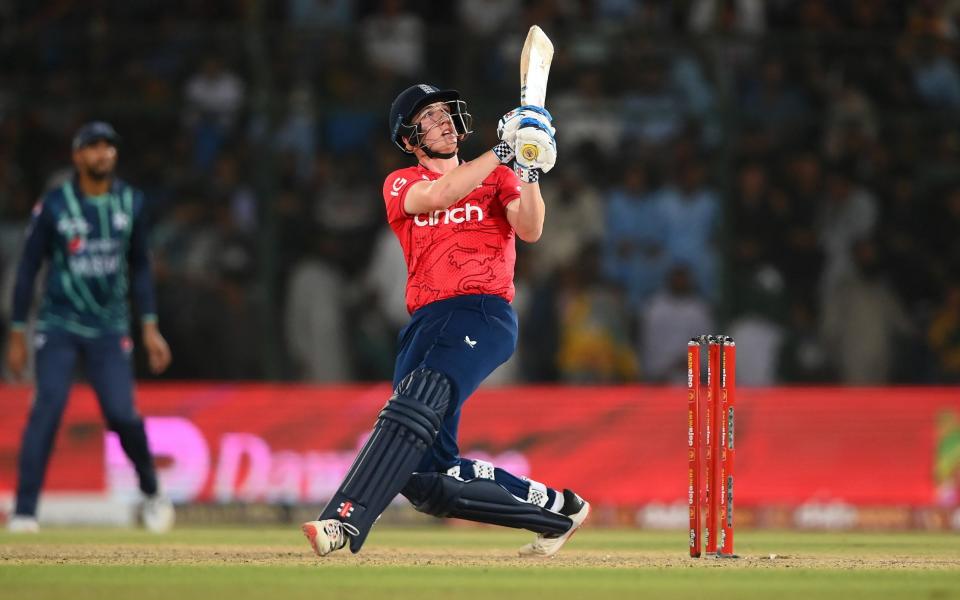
[413, 203, 484, 227]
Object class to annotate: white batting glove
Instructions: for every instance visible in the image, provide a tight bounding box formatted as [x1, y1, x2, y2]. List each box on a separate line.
[497, 105, 554, 151]
[514, 162, 540, 183]
[515, 119, 557, 174]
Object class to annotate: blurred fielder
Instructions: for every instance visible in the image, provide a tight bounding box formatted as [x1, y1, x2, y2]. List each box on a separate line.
[302, 85, 589, 558]
[5, 122, 174, 533]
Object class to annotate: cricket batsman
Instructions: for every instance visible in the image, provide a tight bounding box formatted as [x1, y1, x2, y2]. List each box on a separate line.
[302, 85, 589, 558]
[5, 122, 174, 533]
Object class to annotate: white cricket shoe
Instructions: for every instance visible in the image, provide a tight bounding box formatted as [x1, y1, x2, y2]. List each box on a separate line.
[7, 515, 39, 534]
[141, 494, 175, 533]
[302, 519, 356, 557]
[518, 489, 590, 558]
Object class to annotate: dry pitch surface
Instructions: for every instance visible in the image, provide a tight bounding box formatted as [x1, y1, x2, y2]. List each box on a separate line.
[2, 527, 960, 599]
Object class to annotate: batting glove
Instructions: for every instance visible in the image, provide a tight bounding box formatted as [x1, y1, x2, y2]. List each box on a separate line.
[514, 162, 541, 183]
[497, 105, 554, 150]
[515, 118, 557, 174]
[492, 140, 514, 164]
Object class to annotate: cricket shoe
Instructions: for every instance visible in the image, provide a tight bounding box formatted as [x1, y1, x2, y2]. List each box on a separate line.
[141, 493, 175, 533]
[518, 489, 590, 557]
[302, 519, 358, 557]
[7, 515, 39, 534]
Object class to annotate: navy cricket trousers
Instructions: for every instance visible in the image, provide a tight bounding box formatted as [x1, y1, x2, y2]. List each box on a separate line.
[15, 328, 157, 517]
[393, 294, 518, 473]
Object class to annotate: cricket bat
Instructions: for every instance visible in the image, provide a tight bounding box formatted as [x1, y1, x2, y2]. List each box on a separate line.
[518, 25, 554, 162]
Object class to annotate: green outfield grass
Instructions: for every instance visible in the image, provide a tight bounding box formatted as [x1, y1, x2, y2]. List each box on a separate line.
[2, 527, 959, 599]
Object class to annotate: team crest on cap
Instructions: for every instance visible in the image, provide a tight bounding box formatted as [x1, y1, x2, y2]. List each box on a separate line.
[418, 84, 437, 94]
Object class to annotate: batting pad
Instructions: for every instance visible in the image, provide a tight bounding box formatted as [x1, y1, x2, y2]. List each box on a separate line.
[402, 472, 572, 536]
[318, 368, 451, 552]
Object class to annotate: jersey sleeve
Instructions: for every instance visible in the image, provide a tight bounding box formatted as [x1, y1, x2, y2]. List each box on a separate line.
[496, 165, 522, 208]
[382, 168, 423, 224]
[11, 197, 54, 329]
[127, 189, 158, 324]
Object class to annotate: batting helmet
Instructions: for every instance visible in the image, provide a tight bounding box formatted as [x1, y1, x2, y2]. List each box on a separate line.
[389, 84, 473, 154]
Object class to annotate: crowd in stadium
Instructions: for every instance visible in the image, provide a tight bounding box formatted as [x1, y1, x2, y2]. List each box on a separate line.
[1, 0, 959, 384]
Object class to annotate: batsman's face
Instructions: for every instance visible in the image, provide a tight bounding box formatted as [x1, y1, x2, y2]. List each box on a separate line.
[415, 102, 457, 153]
[73, 140, 117, 181]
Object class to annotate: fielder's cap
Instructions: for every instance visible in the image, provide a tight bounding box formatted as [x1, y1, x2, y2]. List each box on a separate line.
[72, 121, 120, 150]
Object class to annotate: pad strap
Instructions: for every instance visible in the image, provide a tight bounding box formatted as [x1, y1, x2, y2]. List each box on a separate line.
[525, 478, 549, 507]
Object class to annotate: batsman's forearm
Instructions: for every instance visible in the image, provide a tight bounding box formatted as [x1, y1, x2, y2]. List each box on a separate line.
[427, 152, 502, 210]
[513, 182, 545, 242]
